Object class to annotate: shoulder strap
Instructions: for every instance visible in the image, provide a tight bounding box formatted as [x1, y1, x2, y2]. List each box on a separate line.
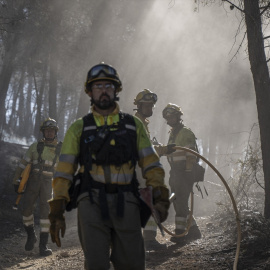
[80, 113, 96, 167]
[37, 141, 45, 163]
[195, 141, 200, 163]
[80, 113, 96, 204]
[119, 111, 138, 165]
[52, 141, 63, 168]
[119, 111, 136, 131]
[82, 113, 96, 130]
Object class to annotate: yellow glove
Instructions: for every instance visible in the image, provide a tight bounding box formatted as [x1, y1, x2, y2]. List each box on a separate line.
[48, 199, 66, 247]
[152, 186, 170, 223]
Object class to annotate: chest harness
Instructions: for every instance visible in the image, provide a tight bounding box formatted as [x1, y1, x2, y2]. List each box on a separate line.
[32, 141, 62, 175]
[78, 112, 139, 219]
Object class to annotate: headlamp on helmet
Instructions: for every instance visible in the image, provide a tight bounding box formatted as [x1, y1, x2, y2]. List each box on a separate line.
[40, 118, 59, 132]
[133, 89, 157, 105]
[85, 62, 122, 94]
[162, 103, 183, 119]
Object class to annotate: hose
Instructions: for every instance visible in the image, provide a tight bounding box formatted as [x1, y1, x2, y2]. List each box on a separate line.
[163, 146, 241, 270]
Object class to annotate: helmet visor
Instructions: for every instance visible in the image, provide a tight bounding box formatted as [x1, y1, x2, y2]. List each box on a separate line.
[42, 120, 57, 129]
[89, 64, 117, 79]
[140, 93, 157, 103]
[163, 107, 179, 118]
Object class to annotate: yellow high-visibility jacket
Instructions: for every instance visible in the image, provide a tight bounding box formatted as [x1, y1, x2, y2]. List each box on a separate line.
[167, 123, 197, 171]
[13, 139, 60, 183]
[52, 104, 166, 202]
[134, 111, 168, 157]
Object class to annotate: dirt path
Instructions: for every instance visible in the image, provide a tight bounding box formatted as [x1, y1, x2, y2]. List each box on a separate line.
[1, 213, 270, 270]
[0, 216, 233, 270]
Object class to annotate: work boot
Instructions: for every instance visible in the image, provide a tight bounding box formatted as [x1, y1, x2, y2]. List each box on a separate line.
[144, 239, 166, 250]
[170, 229, 186, 244]
[39, 232, 52, 256]
[186, 225, 201, 241]
[24, 225, 37, 251]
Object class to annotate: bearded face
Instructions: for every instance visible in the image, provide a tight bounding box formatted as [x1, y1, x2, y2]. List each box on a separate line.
[89, 80, 117, 110]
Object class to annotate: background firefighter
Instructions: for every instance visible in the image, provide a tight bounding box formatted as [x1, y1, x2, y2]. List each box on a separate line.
[12, 118, 62, 256]
[162, 103, 202, 243]
[134, 89, 175, 250]
[48, 63, 170, 270]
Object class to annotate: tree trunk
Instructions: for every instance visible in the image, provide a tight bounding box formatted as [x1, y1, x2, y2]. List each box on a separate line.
[33, 64, 47, 140]
[17, 70, 26, 137]
[244, 0, 270, 218]
[0, 54, 14, 135]
[25, 71, 34, 139]
[76, 89, 91, 119]
[48, 53, 57, 120]
[8, 80, 20, 133]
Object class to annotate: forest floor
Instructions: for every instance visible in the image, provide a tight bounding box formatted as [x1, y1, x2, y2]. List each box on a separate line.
[1, 209, 270, 270]
[1, 141, 270, 270]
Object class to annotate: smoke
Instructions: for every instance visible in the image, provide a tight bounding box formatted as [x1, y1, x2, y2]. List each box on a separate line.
[3, 0, 259, 218]
[53, 0, 258, 216]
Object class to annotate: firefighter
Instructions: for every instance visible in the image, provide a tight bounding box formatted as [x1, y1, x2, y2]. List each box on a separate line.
[48, 63, 170, 270]
[162, 103, 201, 243]
[13, 118, 62, 256]
[134, 89, 175, 250]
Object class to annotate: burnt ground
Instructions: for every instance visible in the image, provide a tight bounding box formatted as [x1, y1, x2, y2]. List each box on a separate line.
[1, 210, 270, 270]
[1, 141, 270, 269]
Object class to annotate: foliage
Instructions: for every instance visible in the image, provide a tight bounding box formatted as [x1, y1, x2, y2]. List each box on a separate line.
[216, 124, 264, 215]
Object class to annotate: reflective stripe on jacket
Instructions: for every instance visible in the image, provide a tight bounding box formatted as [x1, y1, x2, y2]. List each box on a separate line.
[167, 124, 197, 166]
[52, 103, 166, 202]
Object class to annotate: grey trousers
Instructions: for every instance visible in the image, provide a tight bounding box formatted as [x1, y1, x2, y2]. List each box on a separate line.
[22, 173, 52, 222]
[77, 190, 145, 270]
[169, 167, 194, 218]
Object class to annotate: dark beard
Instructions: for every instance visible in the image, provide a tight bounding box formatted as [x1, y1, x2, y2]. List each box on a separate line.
[92, 94, 115, 110]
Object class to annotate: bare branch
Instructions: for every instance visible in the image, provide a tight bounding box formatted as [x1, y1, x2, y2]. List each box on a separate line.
[254, 170, 264, 190]
[229, 30, 247, 63]
[260, 1, 270, 16]
[222, 0, 245, 14]
[264, 35, 270, 39]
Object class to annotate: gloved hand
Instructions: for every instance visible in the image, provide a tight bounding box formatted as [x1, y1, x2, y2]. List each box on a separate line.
[48, 199, 66, 247]
[152, 186, 170, 223]
[14, 184, 20, 194]
[154, 201, 169, 223]
[167, 143, 176, 154]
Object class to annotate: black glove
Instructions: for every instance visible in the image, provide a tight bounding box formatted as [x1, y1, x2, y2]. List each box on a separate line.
[153, 186, 170, 223]
[167, 143, 176, 154]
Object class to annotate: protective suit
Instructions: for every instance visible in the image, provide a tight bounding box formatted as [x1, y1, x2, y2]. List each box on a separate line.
[13, 118, 61, 256]
[134, 89, 173, 249]
[49, 63, 170, 270]
[163, 103, 201, 242]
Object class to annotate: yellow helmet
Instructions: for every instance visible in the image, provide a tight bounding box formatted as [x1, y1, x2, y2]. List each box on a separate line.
[40, 118, 59, 132]
[162, 103, 183, 119]
[84, 62, 122, 94]
[133, 89, 157, 105]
